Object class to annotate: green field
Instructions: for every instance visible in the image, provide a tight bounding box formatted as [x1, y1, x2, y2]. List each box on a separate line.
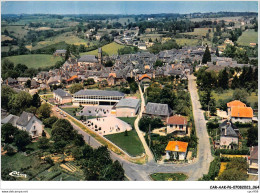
[2, 54, 63, 68]
[27, 32, 96, 51]
[105, 129, 145, 157]
[237, 29, 258, 46]
[181, 28, 213, 37]
[175, 38, 200, 46]
[139, 33, 163, 42]
[212, 89, 258, 107]
[118, 117, 136, 128]
[104, 117, 144, 157]
[150, 173, 188, 181]
[1, 26, 29, 39]
[80, 42, 126, 56]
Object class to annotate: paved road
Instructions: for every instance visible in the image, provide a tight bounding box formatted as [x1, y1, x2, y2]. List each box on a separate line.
[50, 75, 213, 181]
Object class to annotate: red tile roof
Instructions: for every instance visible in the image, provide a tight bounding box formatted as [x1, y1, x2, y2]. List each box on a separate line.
[227, 100, 246, 108]
[167, 114, 188, 125]
[231, 106, 253, 118]
[66, 75, 78, 82]
[165, 141, 188, 152]
[138, 74, 151, 81]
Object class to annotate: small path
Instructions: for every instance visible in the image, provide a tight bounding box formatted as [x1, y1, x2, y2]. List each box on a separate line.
[133, 84, 155, 163]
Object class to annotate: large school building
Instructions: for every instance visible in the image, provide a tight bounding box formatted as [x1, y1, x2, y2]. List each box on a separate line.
[73, 89, 125, 106]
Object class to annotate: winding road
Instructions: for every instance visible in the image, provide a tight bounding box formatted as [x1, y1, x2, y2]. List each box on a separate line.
[51, 74, 213, 181]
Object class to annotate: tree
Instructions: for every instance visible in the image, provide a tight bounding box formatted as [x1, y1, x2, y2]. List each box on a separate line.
[1, 59, 14, 73]
[73, 132, 85, 146]
[4, 144, 16, 155]
[52, 140, 67, 153]
[8, 91, 32, 115]
[25, 106, 37, 114]
[217, 158, 248, 181]
[43, 116, 58, 128]
[38, 137, 49, 149]
[223, 45, 236, 58]
[247, 126, 258, 147]
[218, 68, 229, 89]
[216, 47, 219, 57]
[209, 98, 217, 115]
[31, 93, 41, 108]
[202, 45, 211, 64]
[37, 103, 51, 119]
[14, 130, 32, 151]
[69, 83, 83, 94]
[232, 89, 248, 102]
[1, 123, 18, 143]
[52, 119, 74, 142]
[25, 79, 31, 88]
[1, 85, 16, 110]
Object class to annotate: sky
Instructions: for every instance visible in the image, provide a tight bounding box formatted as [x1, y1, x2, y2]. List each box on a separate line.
[1, 1, 258, 15]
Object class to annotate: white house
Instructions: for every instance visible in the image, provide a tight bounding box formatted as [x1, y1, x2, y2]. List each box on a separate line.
[165, 141, 188, 160]
[166, 114, 188, 135]
[15, 112, 43, 138]
[227, 100, 253, 123]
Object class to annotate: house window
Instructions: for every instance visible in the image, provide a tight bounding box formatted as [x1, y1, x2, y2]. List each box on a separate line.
[170, 124, 173, 128]
[33, 126, 36, 130]
[179, 125, 183, 130]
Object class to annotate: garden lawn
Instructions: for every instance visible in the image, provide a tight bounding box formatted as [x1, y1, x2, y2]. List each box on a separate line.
[237, 29, 258, 46]
[150, 173, 188, 181]
[1, 152, 52, 180]
[80, 42, 126, 56]
[45, 127, 52, 137]
[61, 107, 79, 117]
[2, 54, 63, 68]
[117, 117, 136, 128]
[212, 89, 258, 107]
[104, 129, 145, 157]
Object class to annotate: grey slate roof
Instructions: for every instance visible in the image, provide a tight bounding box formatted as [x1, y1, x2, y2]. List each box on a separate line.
[16, 111, 34, 126]
[74, 89, 125, 97]
[116, 98, 140, 109]
[1, 114, 19, 125]
[220, 120, 238, 137]
[53, 89, 72, 98]
[78, 55, 98, 63]
[145, 102, 172, 117]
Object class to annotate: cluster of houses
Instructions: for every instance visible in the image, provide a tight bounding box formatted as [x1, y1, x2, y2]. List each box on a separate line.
[3, 43, 253, 94]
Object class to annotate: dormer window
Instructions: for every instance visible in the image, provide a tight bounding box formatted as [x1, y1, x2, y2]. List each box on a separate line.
[32, 120, 35, 124]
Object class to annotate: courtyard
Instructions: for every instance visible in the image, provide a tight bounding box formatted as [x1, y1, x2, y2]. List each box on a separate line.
[84, 116, 132, 136]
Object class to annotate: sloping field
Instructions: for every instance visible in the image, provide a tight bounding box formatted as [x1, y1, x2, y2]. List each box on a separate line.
[181, 28, 213, 37]
[175, 38, 199, 46]
[2, 54, 63, 68]
[80, 42, 126, 56]
[28, 32, 96, 50]
[237, 29, 258, 46]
